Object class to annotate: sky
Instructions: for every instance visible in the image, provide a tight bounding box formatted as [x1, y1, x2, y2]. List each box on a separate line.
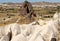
[0, 0, 60, 3]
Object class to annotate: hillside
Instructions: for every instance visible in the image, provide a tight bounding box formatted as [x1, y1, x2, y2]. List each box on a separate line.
[0, 13, 60, 41]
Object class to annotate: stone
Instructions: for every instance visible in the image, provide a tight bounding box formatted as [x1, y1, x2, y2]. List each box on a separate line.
[0, 32, 11, 41]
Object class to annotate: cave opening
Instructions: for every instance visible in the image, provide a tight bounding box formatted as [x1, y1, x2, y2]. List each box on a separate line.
[26, 6, 29, 13]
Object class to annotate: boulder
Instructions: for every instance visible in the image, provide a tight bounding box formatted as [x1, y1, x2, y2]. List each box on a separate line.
[10, 23, 21, 38]
[11, 34, 27, 41]
[0, 32, 11, 41]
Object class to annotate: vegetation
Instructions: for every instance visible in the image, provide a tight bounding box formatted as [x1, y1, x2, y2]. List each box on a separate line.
[0, 6, 60, 26]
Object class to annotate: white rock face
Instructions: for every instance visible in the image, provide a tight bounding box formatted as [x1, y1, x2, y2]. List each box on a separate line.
[0, 25, 10, 39]
[0, 32, 11, 41]
[11, 34, 27, 41]
[10, 23, 21, 38]
[0, 12, 60, 41]
[53, 12, 60, 20]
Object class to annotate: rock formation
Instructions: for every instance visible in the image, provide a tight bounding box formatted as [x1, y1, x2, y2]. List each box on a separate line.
[19, 0, 36, 24]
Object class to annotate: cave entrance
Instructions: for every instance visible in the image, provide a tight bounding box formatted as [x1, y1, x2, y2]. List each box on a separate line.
[24, 4, 30, 14]
[26, 6, 29, 13]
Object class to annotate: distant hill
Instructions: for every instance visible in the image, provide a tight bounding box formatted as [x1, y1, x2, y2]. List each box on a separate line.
[2, 2, 60, 6]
